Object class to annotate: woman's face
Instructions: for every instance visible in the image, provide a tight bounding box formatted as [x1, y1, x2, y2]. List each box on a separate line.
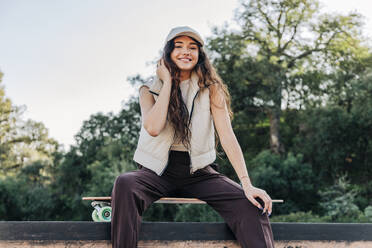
[170, 35, 199, 72]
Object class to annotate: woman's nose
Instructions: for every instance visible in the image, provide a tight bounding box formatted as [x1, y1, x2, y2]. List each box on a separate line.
[182, 48, 191, 55]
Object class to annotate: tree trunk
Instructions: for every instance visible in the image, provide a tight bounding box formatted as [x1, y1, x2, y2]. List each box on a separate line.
[268, 107, 284, 155]
[267, 71, 285, 155]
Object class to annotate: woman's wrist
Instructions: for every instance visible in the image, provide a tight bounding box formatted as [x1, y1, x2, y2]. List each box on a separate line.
[162, 78, 172, 86]
[239, 175, 252, 185]
[239, 175, 249, 180]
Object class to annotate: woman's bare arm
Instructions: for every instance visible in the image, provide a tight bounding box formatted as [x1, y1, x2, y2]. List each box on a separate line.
[140, 59, 172, 137]
[209, 83, 273, 215]
[139, 82, 171, 136]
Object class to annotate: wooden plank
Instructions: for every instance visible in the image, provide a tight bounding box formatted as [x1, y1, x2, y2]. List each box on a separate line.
[82, 197, 111, 201]
[82, 197, 284, 204]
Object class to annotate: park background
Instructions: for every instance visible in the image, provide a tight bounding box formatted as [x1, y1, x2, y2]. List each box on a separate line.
[1, 0, 372, 223]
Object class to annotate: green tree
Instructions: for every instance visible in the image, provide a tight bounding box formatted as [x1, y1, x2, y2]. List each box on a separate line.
[208, 0, 365, 154]
[49, 93, 142, 220]
[0, 72, 59, 177]
[0, 160, 56, 220]
[0, 71, 17, 175]
[293, 68, 372, 204]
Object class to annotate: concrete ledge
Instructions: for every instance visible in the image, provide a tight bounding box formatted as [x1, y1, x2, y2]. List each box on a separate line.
[1, 221, 372, 241]
[2, 240, 372, 248]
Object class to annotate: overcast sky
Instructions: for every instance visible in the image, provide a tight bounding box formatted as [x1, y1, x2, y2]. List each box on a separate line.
[1, 0, 371, 151]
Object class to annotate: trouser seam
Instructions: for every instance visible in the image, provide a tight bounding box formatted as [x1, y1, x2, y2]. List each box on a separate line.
[259, 217, 274, 248]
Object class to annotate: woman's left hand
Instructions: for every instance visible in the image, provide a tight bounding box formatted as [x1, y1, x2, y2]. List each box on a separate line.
[241, 182, 272, 216]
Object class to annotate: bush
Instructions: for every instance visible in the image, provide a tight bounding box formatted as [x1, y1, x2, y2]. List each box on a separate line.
[174, 204, 223, 222]
[0, 175, 55, 220]
[270, 211, 331, 222]
[294, 107, 372, 191]
[318, 174, 364, 222]
[364, 206, 372, 222]
[250, 150, 319, 215]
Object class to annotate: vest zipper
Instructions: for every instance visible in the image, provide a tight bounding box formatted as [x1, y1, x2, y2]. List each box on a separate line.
[160, 90, 200, 176]
[188, 90, 199, 125]
[188, 90, 200, 175]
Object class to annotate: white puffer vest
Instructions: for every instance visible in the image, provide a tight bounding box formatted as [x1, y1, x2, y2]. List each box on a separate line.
[133, 72, 216, 175]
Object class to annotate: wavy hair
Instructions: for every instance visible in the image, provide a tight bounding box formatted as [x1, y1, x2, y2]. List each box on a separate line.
[162, 37, 233, 149]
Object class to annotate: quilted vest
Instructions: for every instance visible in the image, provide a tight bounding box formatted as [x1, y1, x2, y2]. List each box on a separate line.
[133, 72, 216, 175]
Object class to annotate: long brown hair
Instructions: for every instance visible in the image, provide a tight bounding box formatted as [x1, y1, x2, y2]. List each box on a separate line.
[162, 36, 233, 149]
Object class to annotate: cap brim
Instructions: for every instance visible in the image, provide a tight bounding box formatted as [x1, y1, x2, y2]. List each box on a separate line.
[168, 32, 204, 46]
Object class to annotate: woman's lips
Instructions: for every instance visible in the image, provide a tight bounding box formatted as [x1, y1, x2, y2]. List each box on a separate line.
[179, 58, 192, 62]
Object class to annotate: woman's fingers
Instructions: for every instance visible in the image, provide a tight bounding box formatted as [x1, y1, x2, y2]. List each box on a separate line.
[263, 191, 273, 215]
[244, 186, 273, 216]
[261, 195, 270, 214]
[247, 195, 263, 210]
[156, 59, 171, 83]
[261, 192, 272, 215]
[157, 59, 166, 70]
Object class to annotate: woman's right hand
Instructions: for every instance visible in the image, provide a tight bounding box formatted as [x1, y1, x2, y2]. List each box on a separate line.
[156, 59, 172, 84]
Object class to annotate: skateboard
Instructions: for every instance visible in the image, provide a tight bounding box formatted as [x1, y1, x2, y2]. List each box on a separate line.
[82, 197, 284, 222]
[82, 197, 207, 222]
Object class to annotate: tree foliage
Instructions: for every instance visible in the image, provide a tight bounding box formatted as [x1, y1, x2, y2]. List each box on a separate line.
[209, 0, 366, 154]
[0, 72, 59, 177]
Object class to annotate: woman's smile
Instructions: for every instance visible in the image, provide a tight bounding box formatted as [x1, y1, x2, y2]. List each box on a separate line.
[179, 57, 192, 62]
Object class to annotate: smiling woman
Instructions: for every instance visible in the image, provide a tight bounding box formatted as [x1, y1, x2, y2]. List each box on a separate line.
[110, 26, 276, 248]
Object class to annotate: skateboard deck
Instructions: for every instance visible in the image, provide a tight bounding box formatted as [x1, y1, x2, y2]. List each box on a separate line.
[82, 197, 283, 222]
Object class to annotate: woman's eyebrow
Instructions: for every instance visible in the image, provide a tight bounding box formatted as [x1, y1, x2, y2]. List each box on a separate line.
[174, 41, 198, 46]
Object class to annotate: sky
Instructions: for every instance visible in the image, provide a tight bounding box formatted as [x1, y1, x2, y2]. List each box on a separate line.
[0, 0, 371, 151]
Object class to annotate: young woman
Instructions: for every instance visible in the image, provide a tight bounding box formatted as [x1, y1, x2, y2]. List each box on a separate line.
[111, 26, 275, 248]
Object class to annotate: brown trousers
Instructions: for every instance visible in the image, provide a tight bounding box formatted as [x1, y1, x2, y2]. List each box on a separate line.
[111, 150, 275, 248]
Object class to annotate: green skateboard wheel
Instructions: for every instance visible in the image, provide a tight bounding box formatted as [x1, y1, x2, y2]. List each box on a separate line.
[98, 206, 112, 222]
[92, 209, 100, 222]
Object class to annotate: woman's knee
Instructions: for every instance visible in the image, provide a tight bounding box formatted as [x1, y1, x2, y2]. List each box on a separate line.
[113, 173, 137, 194]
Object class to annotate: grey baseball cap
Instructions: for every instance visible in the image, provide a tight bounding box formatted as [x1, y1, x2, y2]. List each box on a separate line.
[165, 26, 204, 46]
